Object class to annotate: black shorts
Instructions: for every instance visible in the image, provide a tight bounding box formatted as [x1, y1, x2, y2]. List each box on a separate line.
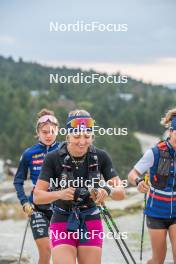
[30, 209, 52, 240]
[146, 215, 176, 229]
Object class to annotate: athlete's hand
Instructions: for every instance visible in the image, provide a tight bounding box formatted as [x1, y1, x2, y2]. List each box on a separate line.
[91, 188, 108, 205]
[59, 187, 75, 200]
[137, 181, 149, 193]
[23, 202, 34, 216]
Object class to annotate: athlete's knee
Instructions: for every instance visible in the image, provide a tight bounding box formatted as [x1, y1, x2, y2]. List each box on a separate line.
[38, 255, 50, 264]
[37, 240, 51, 260]
[38, 246, 51, 264]
[39, 244, 51, 256]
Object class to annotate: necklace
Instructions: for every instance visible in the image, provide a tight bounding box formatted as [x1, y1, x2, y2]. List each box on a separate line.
[69, 153, 87, 170]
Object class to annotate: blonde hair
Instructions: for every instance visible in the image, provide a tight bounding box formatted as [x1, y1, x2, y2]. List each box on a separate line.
[160, 108, 176, 128]
[37, 108, 55, 118]
[68, 109, 90, 117]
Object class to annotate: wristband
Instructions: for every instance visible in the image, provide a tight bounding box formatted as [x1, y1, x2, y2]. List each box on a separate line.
[103, 186, 112, 196]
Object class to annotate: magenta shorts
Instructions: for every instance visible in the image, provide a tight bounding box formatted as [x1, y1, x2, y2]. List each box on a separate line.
[50, 219, 103, 248]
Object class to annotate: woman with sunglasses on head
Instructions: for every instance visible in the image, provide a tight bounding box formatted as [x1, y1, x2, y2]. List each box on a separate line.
[14, 108, 60, 264]
[34, 109, 125, 264]
[128, 108, 176, 264]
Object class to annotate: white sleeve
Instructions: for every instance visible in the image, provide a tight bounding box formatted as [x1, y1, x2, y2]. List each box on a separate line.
[134, 149, 154, 175]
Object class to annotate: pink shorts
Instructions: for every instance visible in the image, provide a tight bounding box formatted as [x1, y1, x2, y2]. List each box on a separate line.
[50, 219, 103, 248]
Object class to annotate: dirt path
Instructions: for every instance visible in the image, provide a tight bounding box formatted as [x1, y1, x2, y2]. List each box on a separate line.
[134, 132, 160, 153]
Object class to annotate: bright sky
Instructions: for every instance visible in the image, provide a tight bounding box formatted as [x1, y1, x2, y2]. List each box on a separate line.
[0, 0, 176, 85]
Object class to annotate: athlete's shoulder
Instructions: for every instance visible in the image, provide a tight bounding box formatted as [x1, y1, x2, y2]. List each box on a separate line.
[21, 143, 43, 159]
[50, 141, 60, 150]
[43, 149, 60, 168]
[25, 143, 44, 153]
[91, 146, 111, 159]
[46, 148, 60, 159]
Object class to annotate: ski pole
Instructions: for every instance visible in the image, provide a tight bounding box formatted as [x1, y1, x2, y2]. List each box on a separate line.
[90, 187, 136, 264]
[103, 204, 136, 264]
[18, 217, 30, 264]
[140, 174, 149, 262]
[100, 206, 130, 264]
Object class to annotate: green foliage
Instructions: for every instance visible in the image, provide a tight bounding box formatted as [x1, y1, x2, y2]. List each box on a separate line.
[0, 55, 175, 178]
[95, 133, 141, 179]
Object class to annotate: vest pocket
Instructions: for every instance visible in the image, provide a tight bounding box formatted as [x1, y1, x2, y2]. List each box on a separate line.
[151, 152, 171, 189]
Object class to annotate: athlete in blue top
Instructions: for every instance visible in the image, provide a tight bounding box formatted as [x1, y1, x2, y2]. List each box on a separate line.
[128, 108, 176, 264]
[14, 108, 60, 264]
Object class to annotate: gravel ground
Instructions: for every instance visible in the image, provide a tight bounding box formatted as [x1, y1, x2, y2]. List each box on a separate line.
[0, 133, 171, 264]
[0, 213, 173, 264]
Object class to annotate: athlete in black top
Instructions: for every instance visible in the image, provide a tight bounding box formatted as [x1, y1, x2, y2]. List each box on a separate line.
[34, 109, 125, 264]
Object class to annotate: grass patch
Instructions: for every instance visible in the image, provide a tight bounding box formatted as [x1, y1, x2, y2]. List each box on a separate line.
[0, 202, 25, 220]
[109, 203, 143, 218]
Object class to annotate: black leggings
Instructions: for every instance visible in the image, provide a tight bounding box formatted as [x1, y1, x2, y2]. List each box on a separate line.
[147, 215, 176, 229]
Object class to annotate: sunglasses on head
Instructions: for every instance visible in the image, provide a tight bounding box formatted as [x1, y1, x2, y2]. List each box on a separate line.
[37, 115, 58, 126]
[68, 117, 95, 129]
